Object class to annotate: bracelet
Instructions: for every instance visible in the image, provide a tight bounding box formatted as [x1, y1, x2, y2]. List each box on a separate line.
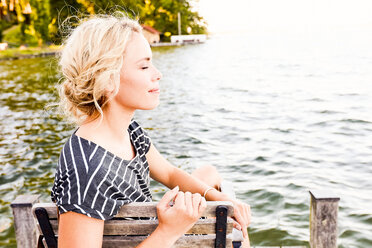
[203, 187, 215, 198]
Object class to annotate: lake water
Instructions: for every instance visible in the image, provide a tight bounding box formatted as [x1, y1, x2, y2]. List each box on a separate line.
[1, 31, 372, 247]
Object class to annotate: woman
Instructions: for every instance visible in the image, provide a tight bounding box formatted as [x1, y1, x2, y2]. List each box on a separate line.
[51, 13, 251, 248]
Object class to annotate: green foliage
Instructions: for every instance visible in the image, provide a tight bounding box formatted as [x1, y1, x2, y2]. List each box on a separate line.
[0, 46, 61, 59]
[0, 20, 13, 42]
[90, 0, 142, 17]
[2, 24, 38, 46]
[29, 0, 51, 45]
[144, 0, 207, 36]
[49, 0, 91, 44]
[89, 0, 208, 40]
[0, 0, 208, 46]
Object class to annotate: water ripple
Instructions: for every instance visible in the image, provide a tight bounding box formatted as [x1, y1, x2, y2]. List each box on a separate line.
[1, 34, 372, 247]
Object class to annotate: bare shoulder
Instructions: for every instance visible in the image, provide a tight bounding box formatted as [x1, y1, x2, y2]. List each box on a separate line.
[75, 122, 101, 142]
[74, 122, 110, 148]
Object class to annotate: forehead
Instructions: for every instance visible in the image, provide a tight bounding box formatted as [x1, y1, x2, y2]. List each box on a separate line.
[124, 32, 152, 62]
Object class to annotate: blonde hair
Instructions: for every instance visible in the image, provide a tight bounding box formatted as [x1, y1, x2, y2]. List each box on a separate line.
[58, 13, 142, 124]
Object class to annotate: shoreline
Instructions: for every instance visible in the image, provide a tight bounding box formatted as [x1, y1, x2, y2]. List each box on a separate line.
[0, 41, 205, 61]
[0, 51, 60, 61]
[0, 46, 61, 61]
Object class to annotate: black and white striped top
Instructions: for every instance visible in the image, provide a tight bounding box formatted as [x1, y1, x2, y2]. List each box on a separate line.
[51, 120, 152, 220]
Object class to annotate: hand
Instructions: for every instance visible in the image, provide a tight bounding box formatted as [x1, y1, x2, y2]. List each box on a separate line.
[156, 186, 207, 239]
[230, 199, 251, 239]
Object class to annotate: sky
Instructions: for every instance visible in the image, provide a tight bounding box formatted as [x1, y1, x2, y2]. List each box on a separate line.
[196, 0, 372, 35]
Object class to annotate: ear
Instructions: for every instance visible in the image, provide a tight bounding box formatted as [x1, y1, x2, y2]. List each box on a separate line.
[104, 75, 119, 95]
[105, 81, 115, 93]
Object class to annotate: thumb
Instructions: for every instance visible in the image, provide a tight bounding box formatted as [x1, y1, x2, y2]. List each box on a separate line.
[157, 186, 179, 210]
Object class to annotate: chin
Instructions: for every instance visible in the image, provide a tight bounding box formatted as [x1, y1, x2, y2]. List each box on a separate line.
[139, 102, 160, 110]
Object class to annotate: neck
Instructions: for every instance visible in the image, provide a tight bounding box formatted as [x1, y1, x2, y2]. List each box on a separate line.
[83, 104, 135, 141]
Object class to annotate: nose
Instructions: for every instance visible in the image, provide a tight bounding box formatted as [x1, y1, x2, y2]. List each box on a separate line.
[154, 68, 162, 81]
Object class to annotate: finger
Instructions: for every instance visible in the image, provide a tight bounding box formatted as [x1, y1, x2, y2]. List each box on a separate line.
[192, 193, 202, 216]
[233, 220, 242, 231]
[241, 204, 249, 223]
[174, 191, 185, 207]
[198, 196, 207, 215]
[234, 210, 248, 239]
[192, 193, 201, 209]
[157, 186, 179, 210]
[184, 191, 193, 212]
[244, 204, 251, 226]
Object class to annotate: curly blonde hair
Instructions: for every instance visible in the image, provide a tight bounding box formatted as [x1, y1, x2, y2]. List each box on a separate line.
[58, 13, 142, 124]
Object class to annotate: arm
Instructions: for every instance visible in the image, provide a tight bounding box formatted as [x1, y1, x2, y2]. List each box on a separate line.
[147, 144, 220, 197]
[137, 186, 206, 248]
[58, 187, 206, 248]
[147, 144, 234, 201]
[147, 144, 251, 239]
[58, 211, 104, 248]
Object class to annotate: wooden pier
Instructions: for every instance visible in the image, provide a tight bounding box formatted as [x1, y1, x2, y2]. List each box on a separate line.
[11, 190, 339, 248]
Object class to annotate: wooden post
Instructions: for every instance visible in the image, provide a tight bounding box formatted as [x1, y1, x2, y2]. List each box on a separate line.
[309, 190, 340, 248]
[11, 194, 40, 248]
[178, 12, 181, 35]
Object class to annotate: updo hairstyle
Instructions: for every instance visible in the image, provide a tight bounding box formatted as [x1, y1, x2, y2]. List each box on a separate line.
[58, 13, 142, 124]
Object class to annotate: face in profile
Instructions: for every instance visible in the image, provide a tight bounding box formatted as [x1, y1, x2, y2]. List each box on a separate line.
[110, 32, 162, 112]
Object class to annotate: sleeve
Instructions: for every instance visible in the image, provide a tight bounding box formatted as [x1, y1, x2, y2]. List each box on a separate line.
[50, 137, 123, 221]
[142, 128, 152, 154]
[130, 120, 152, 154]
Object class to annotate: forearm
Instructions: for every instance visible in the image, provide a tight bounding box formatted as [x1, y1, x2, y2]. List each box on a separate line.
[169, 167, 231, 201]
[136, 226, 180, 248]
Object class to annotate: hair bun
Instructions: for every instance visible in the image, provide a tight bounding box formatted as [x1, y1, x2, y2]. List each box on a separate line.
[57, 14, 142, 125]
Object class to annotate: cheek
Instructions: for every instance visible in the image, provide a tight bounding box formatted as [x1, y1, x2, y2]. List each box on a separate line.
[119, 72, 140, 95]
[120, 69, 147, 89]
[115, 75, 146, 105]
[117, 80, 138, 101]
[115, 70, 158, 109]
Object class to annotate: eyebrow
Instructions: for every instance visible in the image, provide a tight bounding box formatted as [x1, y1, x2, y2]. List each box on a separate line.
[136, 57, 151, 63]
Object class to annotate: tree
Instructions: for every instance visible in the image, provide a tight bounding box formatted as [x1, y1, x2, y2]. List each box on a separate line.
[29, 0, 50, 45]
[0, 0, 208, 45]
[49, 0, 91, 44]
[140, 0, 207, 38]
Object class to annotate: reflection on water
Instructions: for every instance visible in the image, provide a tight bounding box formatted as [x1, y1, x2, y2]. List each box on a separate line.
[1, 32, 372, 247]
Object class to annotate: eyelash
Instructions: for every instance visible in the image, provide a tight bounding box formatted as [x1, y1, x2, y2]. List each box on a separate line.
[141, 67, 149, 70]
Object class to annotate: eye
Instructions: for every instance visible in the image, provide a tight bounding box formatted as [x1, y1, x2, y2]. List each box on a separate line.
[141, 66, 149, 70]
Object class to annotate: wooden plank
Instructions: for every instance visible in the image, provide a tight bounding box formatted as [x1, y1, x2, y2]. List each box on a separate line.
[11, 195, 40, 207]
[32, 200, 235, 247]
[252, 247, 307, 248]
[113, 201, 233, 218]
[102, 235, 232, 248]
[309, 190, 340, 248]
[11, 195, 40, 248]
[42, 235, 232, 248]
[32, 203, 58, 219]
[48, 218, 233, 235]
[32, 201, 234, 219]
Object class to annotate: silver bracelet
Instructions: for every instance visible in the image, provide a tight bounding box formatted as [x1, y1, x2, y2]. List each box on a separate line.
[203, 187, 215, 198]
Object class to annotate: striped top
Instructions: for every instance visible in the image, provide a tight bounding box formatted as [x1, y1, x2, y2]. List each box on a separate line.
[51, 120, 152, 220]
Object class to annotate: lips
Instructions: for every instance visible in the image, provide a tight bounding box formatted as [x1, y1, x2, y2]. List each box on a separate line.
[149, 88, 160, 93]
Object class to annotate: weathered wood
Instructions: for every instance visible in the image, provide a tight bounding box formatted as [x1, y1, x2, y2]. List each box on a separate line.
[44, 218, 233, 236]
[309, 190, 340, 248]
[103, 235, 232, 248]
[10, 194, 40, 248]
[32, 201, 234, 219]
[32, 201, 234, 247]
[252, 247, 306, 248]
[115, 201, 234, 218]
[40, 235, 233, 248]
